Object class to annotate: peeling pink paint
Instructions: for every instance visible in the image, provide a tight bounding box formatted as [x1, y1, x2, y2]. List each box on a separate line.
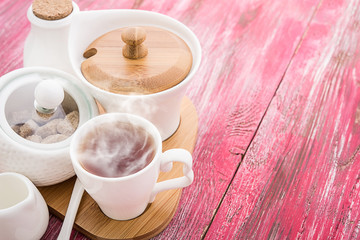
[2, 0, 358, 239]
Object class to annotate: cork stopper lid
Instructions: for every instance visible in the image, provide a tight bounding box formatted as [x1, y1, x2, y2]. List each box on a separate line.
[81, 26, 193, 95]
[32, 0, 73, 20]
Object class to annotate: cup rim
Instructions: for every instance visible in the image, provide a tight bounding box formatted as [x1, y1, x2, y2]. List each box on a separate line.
[70, 113, 162, 181]
[0, 172, 33, 213]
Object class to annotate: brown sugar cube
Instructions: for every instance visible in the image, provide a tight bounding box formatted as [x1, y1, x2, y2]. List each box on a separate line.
[33, 107, 67, 125]
[26, 135, 43, 143]
[42, 134, 68, 144]
[35, 118, 62, 138]
[19, 120, 39, 138]
[32, 0, 73, 20]
[35, 111, 53, 120]
[65, 111, 79, 129]
[19, 126, 32, 138]
[11, 125, 21, 135]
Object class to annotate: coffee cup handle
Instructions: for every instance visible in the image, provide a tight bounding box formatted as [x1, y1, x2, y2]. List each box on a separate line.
[150, 149, 194, 202]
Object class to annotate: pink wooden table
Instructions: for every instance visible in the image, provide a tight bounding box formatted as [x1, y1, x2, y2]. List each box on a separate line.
[2, 0, 360, 239]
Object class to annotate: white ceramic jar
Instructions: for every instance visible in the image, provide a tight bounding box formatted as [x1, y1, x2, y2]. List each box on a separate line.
[23, 1, 80, 74]
[68, 10, 202, 140]
[0, 67, 99, 186]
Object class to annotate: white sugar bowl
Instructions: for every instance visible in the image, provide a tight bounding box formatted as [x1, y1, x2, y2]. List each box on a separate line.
[0, 67, 99, 186]
[68, 10, 201, 140]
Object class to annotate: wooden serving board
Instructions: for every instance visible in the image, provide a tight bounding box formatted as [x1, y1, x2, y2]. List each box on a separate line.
[38, 97, 198, 240]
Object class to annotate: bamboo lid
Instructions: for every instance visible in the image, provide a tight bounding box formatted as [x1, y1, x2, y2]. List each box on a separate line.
[81, 26, 193, 95]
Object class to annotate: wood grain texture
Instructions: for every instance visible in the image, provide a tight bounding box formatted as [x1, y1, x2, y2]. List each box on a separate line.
[81, 26, 192, 95]
[0, 0, 322, 239]
[206, 0, 360, 239]
[154, 0, 320, 239]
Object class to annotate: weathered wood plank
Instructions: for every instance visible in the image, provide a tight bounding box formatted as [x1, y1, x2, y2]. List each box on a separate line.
[151, 0, 320, 239]
[0, 0, 319, 239]
[206, 0, 360, 238]
[0, 0, 30, 74]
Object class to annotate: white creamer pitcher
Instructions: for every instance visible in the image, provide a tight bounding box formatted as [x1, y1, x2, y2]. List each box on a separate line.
[0, 172, 49, 240]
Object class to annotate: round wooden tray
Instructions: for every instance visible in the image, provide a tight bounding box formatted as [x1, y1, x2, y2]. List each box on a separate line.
[38, 96, 198, 240]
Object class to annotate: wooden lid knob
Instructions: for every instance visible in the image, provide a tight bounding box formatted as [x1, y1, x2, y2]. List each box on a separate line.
[121, 27, 148, 59]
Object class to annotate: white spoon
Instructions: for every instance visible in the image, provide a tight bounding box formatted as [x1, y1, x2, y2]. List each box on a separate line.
[57, 178, 84, 240]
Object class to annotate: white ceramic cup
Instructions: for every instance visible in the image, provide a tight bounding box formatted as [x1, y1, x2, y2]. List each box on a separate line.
[68, 10, 202, 140]
[0, 172, 49, 240]
[70, 113, 194, 220]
